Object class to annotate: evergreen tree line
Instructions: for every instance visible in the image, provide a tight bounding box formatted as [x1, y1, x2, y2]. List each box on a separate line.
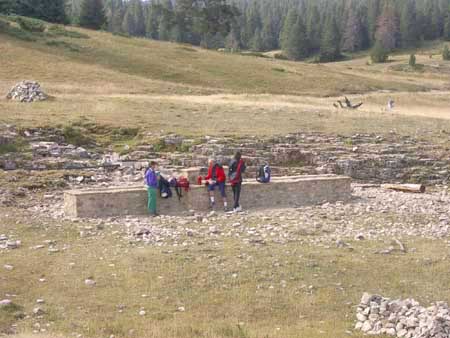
[2, 0, 450, 62]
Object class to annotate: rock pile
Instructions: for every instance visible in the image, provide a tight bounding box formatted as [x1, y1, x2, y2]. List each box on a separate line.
[6, 81, 48, 102]
[355, 293, 450, 338]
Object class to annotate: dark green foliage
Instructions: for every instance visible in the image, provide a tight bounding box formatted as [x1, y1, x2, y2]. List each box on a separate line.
[319, 15, 341, 62]
[370, 40, 389, 63]
[443, 45, 450, 61]
[47, 25, 90, 39]
[400, 0, 418, 48]
[444, 7, 450, 41]
[375, 2, 399, 51]
[121, 0, 145, 36]
[79, 0, 106, 30]
[63, 126, 93, 146]
[16, 16, 46, 32]
[284, 17, 309, 60]
[45, 39, 81, 52]
[13, 0, 67, 23]
[0, 0, 13, 14]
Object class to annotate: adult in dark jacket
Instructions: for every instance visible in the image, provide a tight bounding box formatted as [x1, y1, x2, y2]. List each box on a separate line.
[229, 152, 246, 212]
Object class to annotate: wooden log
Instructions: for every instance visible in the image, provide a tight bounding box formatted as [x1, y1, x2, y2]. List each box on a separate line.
[382, 184, 426, 193]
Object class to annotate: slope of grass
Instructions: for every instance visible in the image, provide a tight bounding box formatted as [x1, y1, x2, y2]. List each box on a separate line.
[0, 17, 449, 138]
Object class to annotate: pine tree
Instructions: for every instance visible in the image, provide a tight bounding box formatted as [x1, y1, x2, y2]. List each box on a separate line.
[261, 16, 277, 51]
[370, 39, 389, 63]
[225, 26, 241, 51]
[105, 0, 124, 33]
[284, 17, 309, 60]
[0, 0, 13, 14]
[367, 0, 381, 45]
[146, 3, 161, 39]
[243, 1, 261, 49]
[280, 9, 298, 52]
[400, 0, 418, 48]
[342, 4, 364, 52]
[443, 5, 450, 41]
[250, 27, 263, 51]
[158, 13, 171, 41]
[79, 0, 107, 30]
[14, 0, 67, 23]
[121, 0, 145, 36]
[319, 14, 341, 62]
[306, 4, 321, 53]
[375, 2, 399, 51]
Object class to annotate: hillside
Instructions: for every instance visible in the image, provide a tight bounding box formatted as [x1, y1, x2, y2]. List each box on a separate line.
[1, 18, 450, 137]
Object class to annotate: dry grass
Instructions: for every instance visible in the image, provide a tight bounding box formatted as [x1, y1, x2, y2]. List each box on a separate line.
[1, 26, 450, 140]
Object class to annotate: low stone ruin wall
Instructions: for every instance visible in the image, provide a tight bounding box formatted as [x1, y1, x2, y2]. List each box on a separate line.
[64, 175, 351, 218]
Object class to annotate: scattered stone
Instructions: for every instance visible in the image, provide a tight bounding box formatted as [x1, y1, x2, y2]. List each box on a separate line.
[0, 299, 12, 307]
[32, 307, 45, 316]
[355, 293, 450, 338]
[84, 278, 96, 286]
[3, 264, 14, 271]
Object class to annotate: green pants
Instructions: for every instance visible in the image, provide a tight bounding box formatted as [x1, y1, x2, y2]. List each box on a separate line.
[147, 187, 157, 214]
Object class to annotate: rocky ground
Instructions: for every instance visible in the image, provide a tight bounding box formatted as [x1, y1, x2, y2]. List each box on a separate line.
[15, 183, 450, 250]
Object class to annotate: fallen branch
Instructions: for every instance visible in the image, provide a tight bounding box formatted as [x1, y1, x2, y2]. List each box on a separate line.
[333, 96, 363, 109]
[382, 184, 426, 194]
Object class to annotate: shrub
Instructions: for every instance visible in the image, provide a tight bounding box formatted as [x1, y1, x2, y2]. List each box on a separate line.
[2, 25, 37, 41]
[45, 39, 81, 52]
[409, 54, 416, 68]
[443, 45, 450, 61]
[62, 126, 92, 146]
[16, 16, 46, 32]
[370, 41, 389, 63]
[47, 25, 89, 39]
[0, 143, 18, 155]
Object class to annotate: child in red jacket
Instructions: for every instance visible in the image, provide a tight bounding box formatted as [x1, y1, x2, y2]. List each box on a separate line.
[204, 158, 228, 211]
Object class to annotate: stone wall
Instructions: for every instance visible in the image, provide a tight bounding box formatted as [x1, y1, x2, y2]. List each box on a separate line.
[64, 175, 351, 218]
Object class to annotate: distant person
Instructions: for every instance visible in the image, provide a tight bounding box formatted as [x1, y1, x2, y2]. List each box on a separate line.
[204, 158, 228, 211]
[145, 161, 159, 216]
[387, 98, 395, 111]
[256, 163, 271, 183]
[229, 152, 246, 212]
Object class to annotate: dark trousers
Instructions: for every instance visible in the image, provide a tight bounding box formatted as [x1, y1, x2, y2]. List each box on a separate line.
[232, 183, 242, 209]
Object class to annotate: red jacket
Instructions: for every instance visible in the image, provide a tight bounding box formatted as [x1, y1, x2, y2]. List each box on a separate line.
[205, 164, 226, 183]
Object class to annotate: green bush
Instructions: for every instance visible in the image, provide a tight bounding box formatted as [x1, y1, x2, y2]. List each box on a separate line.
[47, 25, 89, 39]
[2, 24, 37, 41]
[16, 16, 46, 32]
[409, 54, 416, 67]
[0, 143, 18, 155]
[370, 41, 389, 63]
[45, 39, 81, 52]
[62, 126, 92, 146]
[0, 18, 10, 31]
[443, 45, 450, 61]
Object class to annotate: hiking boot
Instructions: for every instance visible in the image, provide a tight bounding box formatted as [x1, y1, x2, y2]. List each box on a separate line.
[209, 201, 215, 209]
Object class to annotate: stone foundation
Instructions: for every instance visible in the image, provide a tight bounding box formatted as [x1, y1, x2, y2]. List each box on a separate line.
[64, 175, 351, 218]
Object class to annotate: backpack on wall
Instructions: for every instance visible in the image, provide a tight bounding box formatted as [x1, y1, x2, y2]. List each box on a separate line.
[257, 164, 271, 183]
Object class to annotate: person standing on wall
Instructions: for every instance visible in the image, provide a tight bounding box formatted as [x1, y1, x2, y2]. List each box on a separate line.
[145, 161, 159, 217]
[229, 152, 246, 212]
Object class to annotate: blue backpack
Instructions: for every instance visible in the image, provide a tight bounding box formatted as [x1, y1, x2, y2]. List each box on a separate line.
[257, 164, 271, 183]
